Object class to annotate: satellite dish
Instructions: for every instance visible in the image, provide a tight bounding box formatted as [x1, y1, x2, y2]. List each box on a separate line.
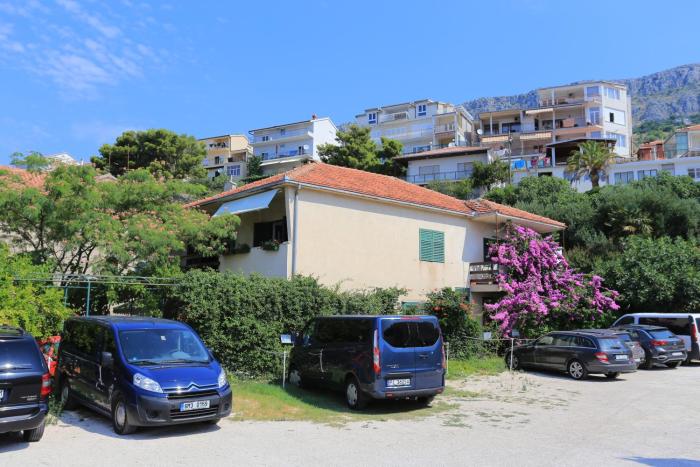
[476, 129, 483, 136]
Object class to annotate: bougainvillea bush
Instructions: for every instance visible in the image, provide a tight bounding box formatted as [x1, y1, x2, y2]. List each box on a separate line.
[485, 223, 619, 337]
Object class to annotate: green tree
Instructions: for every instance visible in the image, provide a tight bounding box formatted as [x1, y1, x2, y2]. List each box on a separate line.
[92, 129, 207, 179]
[377, 137, 405, 176]
[471, 160, 509, 190]
[242, 155, 266, 183]
[566, 141, 616, 188]
[319, 124, 404, 175]
[427, 178, 475, 200]
[10, 151, 51, 173]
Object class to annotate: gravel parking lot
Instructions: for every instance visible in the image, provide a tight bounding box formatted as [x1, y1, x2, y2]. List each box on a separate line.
[2, 364, 700, 466]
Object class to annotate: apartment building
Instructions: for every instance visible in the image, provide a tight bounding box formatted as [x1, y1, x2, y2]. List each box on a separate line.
[477, 81, 632, 191]
[248, 116, 337, 175]
[607, 124, 700, 185]
[199, 134, 252, 181]
[355, 99, 475, 155]
[396, 146, 493, 185]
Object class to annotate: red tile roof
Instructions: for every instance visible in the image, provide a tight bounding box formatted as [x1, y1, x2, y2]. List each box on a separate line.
[186, 162, 564, 228]
[680, 124, 700, 132]
[0, 165, 46, 189]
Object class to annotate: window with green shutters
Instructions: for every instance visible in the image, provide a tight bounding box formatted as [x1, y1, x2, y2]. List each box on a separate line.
[419, 229, 445, 263]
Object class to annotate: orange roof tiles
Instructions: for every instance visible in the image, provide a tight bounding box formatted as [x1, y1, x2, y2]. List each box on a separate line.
[187, 162, 564, 228]
[680, 124, 700, 132]
[0, 165, 46, 189]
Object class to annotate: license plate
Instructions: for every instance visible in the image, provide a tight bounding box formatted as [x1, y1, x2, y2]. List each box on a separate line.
[387, 378, 411, 387]
[672, 352, 684, 356]
[180, 400, 210, 411]
[615, 355, 629, 360]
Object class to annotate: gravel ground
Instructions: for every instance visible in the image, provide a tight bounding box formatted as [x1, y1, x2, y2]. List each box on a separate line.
[2, 364, 700, 466]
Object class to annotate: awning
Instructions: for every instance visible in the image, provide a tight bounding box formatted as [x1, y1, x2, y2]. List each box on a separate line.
[213, 190, 277, 217]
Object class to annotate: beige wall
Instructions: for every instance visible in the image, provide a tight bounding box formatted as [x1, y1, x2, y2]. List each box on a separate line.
[293, 188, 476, 301]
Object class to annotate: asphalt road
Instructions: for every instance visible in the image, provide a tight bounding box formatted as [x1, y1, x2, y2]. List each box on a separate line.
[2, 364, 700, 466]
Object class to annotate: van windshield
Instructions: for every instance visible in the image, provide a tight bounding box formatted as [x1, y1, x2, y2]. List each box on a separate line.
[118, 329, 210, 365]
[382, 319, 440, 348]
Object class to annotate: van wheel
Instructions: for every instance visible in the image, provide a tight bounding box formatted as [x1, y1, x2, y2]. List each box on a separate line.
[605, 372, 620, 379]
[23, 420, 45, 442]
[418, 396, 435, 407]
[345, 376, 368, 410]
[665, 361, 682, 369]
[111, 393, 136, 435]
[60, 379, 78, 410]
[567, 359, 587, 380]
[288, 367, 304, 389]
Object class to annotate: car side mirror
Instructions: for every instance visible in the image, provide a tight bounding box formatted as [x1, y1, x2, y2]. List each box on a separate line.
[101, 351, 114, 368]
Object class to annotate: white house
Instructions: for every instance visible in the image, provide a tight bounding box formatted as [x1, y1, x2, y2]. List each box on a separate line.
[395, 146, 493, 185]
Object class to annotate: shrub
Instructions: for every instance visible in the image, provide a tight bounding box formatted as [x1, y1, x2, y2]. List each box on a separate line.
[424, 288, 482, 359]
[169, 270, 404, 377]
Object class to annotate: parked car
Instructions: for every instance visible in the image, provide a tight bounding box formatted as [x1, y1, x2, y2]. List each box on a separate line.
[285, 315, 445, 409]
[505, 330, 636, 380]
[580, 329, 645, 367]
[0, 325, 51, 442]
[611, 324, 687, 369]
[611, 313, 700, 363]
[57, 316, 232, 435]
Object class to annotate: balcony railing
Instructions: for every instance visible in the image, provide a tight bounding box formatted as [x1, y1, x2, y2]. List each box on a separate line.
[404, 170, 472, 184]
[434, 123, 455, 134]
[468, 262, 502, 286]
[379, 112, 410, 123]
[375, 128, 434, 141]
[252, 128, 311, 143]
[260, 150, 310, 161]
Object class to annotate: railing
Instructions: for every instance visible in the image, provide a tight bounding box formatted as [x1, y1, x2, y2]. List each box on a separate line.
[252, 128, 311, 143]
[376, 128, 434, 141]
[468, 262, 502, 285]
[379, 112, 410, 123]
[260, 150, 309, 161]
[538, 97, 586, 106]
[404, 170, 472, 184]
[434, 123, 455, 134]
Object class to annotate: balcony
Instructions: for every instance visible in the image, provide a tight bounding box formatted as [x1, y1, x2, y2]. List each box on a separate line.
[404, 170, 472, 184]
[252, 128, 312, 144]
[260, 149, 310, 162]
[468, 261, 503, 292]
[379, 111, 410, 123]
[374, 128, 434, 141]
[434, 123, 455, 134]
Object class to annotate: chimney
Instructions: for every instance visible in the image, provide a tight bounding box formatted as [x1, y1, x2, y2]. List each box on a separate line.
[311, 114, 317, 120]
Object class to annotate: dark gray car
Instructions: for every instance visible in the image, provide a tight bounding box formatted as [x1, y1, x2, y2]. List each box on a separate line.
[506, 331, 637, 380]
[611, 325, 687, 369]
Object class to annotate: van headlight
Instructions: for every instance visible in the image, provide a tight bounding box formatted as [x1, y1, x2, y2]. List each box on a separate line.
[133, 373, 163, 393]
[217, 369, 228, 388]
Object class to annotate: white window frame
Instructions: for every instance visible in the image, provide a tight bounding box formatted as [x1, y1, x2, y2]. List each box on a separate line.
[368, 112, 377, 124]
[417, 104, 427, 117]
[605, 86, 621, 100]
[227, 165, 241, 177]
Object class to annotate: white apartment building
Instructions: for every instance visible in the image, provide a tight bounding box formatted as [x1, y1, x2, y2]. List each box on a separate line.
[248, 116, 338, 175]
[355, 99, 475, 155]
[199, 134, 252, 181]
[396, 146, 493, 185]
[478, 81, 632, 191]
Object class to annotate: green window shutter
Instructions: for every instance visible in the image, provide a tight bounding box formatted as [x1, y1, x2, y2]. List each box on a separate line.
[419, 229, 445, 263]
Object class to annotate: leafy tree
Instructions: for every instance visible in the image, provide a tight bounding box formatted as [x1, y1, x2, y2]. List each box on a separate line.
[10, 151, 51, 173]
[92, 129, 207, 180]
[318, 124, 404, 175]
[241, 155, 267, 184]
[0, 245, 73, 337]
[471, 160, 509, 190]
[377, 137, 405, 176]
[424, 288, 482, 358]
[427, 178, 475, 200]
[566, 140, 616, 188]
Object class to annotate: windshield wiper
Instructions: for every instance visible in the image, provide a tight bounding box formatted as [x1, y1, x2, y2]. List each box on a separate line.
[129, 359, 162, 366]
[159, 359, 208, 364]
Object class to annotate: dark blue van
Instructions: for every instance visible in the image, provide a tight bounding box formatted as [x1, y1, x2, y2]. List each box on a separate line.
[286, 315, 445, 409]
[57, 316, 232, 435]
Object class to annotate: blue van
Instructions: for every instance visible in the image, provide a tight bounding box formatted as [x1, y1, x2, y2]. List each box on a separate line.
[286, 315, 445, 409]
[57, 316, 232, 435]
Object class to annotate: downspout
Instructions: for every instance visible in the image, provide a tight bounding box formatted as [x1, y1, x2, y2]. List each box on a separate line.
[291, 185, 300, 277]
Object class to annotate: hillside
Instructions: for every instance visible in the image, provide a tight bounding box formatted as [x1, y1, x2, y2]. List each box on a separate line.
[463, 63, 700, 126]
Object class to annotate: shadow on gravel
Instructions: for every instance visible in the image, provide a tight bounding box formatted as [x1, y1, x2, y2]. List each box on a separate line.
[624, 457, 700, 466]
[0, 432, 30, 453]
[523, 370, 629, 382]
[56, 407, 222, 440]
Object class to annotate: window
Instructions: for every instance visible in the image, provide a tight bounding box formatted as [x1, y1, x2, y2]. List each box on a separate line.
[214, 156, 222, 165]
[457, 162, 473, 175]
[661, 163, 675, 175]
[614, 171, 634, 185]
[382, 320, 439, 348]
[574, 336, 595, 348]
[615, 316, 635, 326]
[688, 168, 700, 180]
[585, 85, 600, 97]
[261, 135, 270, 142]
[118, 329, 210, 364]
[535, 335, 554, 346]
[368, 112, 377, 124]
[590, 131, 602, 138]
[280, 128, 286, 136]
[605, 86, 621, 99]
[483, 237, 498, 262]
[639, 317, 691, 336]
[227, 165, 241, 176]
[64, 321, 101, 361]
[253, 218, 288, 247]
[417, 104, 427, 117]
[419, 228, 445, 263]
[552, 335, 574, 346]
[315, 319, 343, 344]
[501, 122, 521, 133]
[637, 169, 657, 179]
[597, 338, 625, 351]
[605, 108, 626, 125]
[606, 131, 627, 148]
[418, 165, 440, 176]
[588, 107, 601, 125]
[297, 145, 305, 155]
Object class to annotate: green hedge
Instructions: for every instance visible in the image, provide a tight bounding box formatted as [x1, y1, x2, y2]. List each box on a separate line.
[168, 270, 404, 377]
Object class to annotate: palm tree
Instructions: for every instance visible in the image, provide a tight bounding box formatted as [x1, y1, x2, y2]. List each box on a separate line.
[566, 141, 616, 188]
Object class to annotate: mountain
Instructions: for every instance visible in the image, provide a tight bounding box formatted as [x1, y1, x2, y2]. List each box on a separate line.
[462, 63, 700, 126]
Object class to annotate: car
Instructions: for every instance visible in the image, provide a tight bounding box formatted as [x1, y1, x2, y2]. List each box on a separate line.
[580, 329, 646, 367]
[285, 315, 445, 409]
[611, 324, 687, 369]
[611, 313, 700, 363]
[0, 325, 51, 442]
[505, 330, 637, 380]
[56, 316, 232, 435]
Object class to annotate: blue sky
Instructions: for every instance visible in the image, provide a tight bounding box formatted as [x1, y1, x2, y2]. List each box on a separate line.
[1, 0, 699, 164]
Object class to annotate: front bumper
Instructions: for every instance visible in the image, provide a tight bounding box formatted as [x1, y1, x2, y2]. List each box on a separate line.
[0, 402, 47, 434]
[587, 361, 637, 374]
[126, 386, 232, 427]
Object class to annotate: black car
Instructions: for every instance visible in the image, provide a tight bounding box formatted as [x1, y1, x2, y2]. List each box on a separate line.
[0, 326, 51, 442]
[506, 331, 636, 380]
[611, 325, 687, 369]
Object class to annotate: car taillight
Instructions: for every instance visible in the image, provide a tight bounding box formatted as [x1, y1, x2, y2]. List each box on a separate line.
[595, 352, 609, 363]
[441, 343, 446, 369]
[651, 340, 668, 346]
[40, 372, 52, 398]
[373, 329, 381, 375]
[692, 324, 698, 343]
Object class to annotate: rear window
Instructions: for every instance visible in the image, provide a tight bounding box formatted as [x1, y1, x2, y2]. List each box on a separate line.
[639, 317, 690, 336]
[648, 329, 676, 340]
[615, 333, 632, 342]
[382, 320, 440, 348]
[0, 339, 44, 370]
[597, 337, 626, 351]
